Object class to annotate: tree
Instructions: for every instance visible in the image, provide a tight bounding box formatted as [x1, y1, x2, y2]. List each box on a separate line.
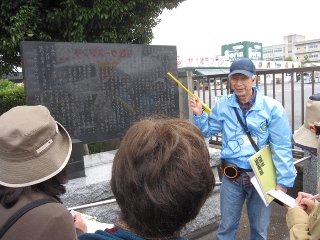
[0, 0, 185, 76]
[284, 55, 293, 61]
[301, 55, 311, 64]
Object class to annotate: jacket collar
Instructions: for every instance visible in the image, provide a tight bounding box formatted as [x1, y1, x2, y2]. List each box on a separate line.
[228, 87, 264, 111]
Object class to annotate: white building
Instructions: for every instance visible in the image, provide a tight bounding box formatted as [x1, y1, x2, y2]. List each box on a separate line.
[263, 34, 320, 62]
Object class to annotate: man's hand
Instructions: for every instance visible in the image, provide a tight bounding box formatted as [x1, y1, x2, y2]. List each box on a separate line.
[275, 185, 287, 193]
[190, 97, 203, 116]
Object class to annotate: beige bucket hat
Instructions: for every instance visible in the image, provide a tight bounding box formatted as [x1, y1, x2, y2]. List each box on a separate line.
[293, 93, 320, 151]
[0, 105, 72, 187]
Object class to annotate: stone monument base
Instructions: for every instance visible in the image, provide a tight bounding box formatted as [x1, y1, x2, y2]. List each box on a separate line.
[67, 139, 86, 180]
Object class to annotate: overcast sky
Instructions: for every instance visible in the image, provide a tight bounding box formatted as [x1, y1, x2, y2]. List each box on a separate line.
[151, 0, 320, 57]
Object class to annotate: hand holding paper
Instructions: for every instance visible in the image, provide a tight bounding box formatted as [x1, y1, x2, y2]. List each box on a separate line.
[267, 189, 297, 208]
[70, 210, 114, 233]
[73, 213, 88, 233]
[249, 145, 298, 207]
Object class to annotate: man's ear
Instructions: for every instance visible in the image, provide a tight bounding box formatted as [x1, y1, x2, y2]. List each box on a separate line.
[252, 75, 256, 81]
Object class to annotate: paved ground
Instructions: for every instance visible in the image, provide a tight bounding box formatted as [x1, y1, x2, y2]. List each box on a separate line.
[195, 198, 293, 240]
[187, 159, 303, 240]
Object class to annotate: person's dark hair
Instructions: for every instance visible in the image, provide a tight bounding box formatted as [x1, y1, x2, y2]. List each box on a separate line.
[111, 117, 215, 238]
[0, 167, 68, 208]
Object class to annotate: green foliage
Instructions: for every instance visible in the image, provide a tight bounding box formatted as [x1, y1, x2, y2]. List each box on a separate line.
[284, 55, 293, 61]
[301, 55, 311, 64]
[0, 79, 26, 115]
[0, 0, 185, 76]
[85, 138, 121, 154]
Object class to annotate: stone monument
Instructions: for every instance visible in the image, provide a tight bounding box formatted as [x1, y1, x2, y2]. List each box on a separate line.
[21, 41, 179, 178]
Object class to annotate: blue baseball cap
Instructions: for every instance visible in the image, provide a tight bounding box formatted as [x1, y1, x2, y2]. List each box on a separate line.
[228, 58, 256, 78]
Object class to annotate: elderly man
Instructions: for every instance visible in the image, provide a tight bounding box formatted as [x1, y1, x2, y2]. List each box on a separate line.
[190, 58, 296, 240]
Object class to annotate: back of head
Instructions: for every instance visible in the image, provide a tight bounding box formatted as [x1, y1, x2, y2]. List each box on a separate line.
[111, 117, 215, 238]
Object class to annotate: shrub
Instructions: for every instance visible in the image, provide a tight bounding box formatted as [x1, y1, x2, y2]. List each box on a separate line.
[0, 79, 26, 115]
[85, 138, 121, 155]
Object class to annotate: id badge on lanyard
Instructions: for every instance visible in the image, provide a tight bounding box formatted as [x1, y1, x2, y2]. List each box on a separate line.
[243, 135, 257, 145]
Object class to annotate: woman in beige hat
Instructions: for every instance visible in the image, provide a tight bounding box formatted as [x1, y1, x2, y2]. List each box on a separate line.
[0, 105, 87, 240]
[286, 134, 320, 239]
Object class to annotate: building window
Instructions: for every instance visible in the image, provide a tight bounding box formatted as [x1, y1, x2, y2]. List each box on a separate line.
[309, 44, 318, 49]
[263, 49, 273, 54]
[288, 50, 292, 53]
[297, 47, 300, 50]
[309, 53, 318, 58]
[274, 48, 282, 53]
[288, 40, 292, 43]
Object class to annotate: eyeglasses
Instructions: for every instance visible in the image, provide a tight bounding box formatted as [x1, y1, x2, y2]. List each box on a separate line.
[229, 75, 251, 82]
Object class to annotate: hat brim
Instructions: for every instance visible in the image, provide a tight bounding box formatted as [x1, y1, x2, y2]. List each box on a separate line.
[228, 69, 254, 78]
[0, 122, 72, 187]
[293, 125, 318, 151]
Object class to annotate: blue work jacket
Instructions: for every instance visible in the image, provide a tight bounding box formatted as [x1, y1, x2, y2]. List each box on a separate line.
[193, 87, 296, 188]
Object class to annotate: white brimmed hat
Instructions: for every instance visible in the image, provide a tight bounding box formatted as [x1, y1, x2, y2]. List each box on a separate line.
[293, 93, 320, 151]
[0, 105, 72, 187]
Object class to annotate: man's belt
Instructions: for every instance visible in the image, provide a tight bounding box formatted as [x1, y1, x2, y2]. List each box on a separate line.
[220, 160, 253, 179]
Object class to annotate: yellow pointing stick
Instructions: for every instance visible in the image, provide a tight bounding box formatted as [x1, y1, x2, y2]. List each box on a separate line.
[167, 72, 211, 114]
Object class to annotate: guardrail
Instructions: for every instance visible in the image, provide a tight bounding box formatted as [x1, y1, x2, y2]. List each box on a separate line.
[67, 149, 309, 211]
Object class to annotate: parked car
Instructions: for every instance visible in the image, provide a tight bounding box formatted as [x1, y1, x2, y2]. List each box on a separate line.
[296, 72, 313, 83]
[194, 78, 227, 90]
[259, 73, 292, 84]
